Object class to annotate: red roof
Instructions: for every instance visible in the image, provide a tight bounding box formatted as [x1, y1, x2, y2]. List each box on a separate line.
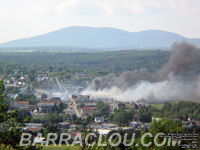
[86, 107, 92, 109]
[27, 127, 42, 132]
[16, 101, 29, 105]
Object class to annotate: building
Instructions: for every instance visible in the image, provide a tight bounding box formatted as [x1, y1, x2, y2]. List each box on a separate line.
[152, 117, 161, 122]
[58, 122, 70, 129]
[97, 129, 112, 135]
[130, 121, 141, 128]
[9, 101, 30, 110]
[129, 102, 139, 109]
[24, 123, 43, 133]
[38, 103, 57, 113]
[102, 123, 119, 129]
[85, 103, 97, 110]
[95, 117, 105, 124]
[109, 102, 126, 112]
[80, 107, 98, 118]
[38, 100, 62, 113]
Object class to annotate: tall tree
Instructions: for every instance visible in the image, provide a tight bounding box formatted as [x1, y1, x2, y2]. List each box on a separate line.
[0, 80, 41, 150]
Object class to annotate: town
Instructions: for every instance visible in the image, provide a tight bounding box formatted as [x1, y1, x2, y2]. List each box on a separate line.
[1, 67, 200, 148]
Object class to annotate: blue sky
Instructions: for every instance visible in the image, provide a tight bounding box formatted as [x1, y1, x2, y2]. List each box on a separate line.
[0, 0, 200, 43]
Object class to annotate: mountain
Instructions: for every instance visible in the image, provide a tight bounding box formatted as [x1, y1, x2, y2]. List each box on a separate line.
[0, 26, 200, 50]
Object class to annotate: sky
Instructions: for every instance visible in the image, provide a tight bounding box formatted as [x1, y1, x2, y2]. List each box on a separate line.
[0, 0, 200, 43]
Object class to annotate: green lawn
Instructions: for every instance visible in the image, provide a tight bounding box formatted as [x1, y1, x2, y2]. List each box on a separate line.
[32, 115, 45, 119]
[42, 145, 80, 150]
[0, 144, 80, 150]
[151, 104, 163, 109]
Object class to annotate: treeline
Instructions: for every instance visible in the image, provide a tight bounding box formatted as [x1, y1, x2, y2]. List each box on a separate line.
[158, 101, 200, 120]
[0, 50, 170, 77]
[138, 101, 200, 122]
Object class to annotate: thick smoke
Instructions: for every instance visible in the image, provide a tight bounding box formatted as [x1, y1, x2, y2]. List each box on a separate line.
[82, 42, 200, 103]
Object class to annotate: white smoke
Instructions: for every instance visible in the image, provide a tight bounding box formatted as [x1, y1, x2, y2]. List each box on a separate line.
[82, 75, 200, 102]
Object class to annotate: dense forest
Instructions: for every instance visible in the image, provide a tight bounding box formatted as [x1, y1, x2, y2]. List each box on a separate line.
[0, 50, 170, 78]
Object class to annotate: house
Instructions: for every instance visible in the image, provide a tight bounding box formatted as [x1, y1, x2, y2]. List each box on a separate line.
[152, 117, 161, 122]
[80, 107, 98, 117]
[102, 123, 119, 129]
[58, 122, 70, 129]
[38, 103, 56, 113]
[97, 129, 112, 135]
[24, 123, 43, 133]
[129, 102, 139, 109]
[38, 100, 62, 113]
[121, 127, 133, 131]
[85, 103, 97, 110]
[9, 101, 30, 110]
[130, 121, 141, 128]
[109, 102, 119, 112]
[26, 127, 43, 133]
[95, 117, 104, 124]
[39, 100, 62, 105]
[109, 102, 126, 112]
[95, 123, 119, 135]
[25, 123, 43, 127]
[15, 101, 29, 106]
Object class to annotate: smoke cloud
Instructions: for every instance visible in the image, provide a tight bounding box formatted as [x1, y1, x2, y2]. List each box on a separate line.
[82, 42, 200, 103]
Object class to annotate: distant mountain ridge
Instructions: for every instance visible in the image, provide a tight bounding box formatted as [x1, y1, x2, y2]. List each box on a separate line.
[0, 26, 200, 50]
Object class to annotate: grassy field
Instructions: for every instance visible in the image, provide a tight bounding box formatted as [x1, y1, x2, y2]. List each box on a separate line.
[0, 144, 80, 150]
[151, 104, 163, 109]
[42, 145, 80, 150]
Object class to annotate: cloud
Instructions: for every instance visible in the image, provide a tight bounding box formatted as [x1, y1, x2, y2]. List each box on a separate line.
[126, 1, 145, 14]
[56, 0, 146, 16]
[30, 5, 51, 15]
[56, 0, 80, 14]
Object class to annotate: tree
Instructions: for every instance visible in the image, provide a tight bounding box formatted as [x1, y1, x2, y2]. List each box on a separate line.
[109, 109, 134, 126]
[58, 102, 65, 113]
[97, 101, 110, 116]
[45, 113, 63, 124]
[137, 119, 184, 150]
[0, 80, 41, 150]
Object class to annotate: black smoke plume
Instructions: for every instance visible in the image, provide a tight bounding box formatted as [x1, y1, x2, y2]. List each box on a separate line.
[82, 42, 200, 103]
